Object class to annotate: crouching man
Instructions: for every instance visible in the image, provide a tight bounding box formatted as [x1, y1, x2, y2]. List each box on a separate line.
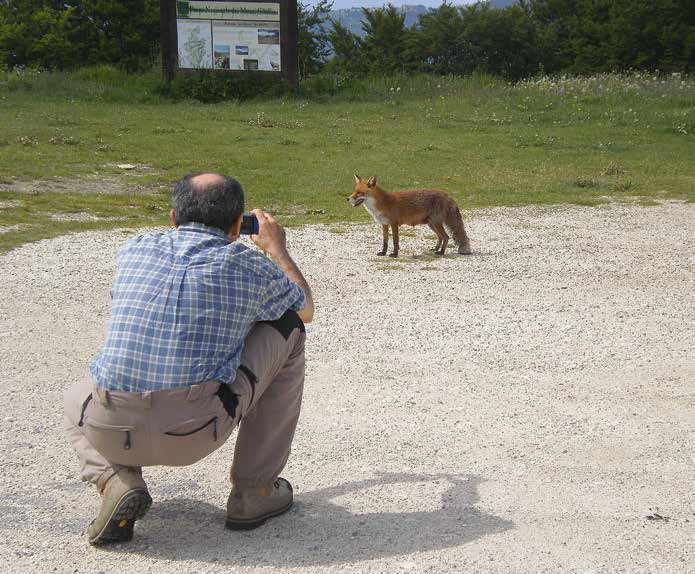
[64, 173, 314, 545]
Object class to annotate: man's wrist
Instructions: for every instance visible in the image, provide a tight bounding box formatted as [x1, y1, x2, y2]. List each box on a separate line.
[267, 246, 291, 263]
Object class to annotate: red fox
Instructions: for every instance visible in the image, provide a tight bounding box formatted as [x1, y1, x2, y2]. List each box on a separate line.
[348, 175, 472, 257]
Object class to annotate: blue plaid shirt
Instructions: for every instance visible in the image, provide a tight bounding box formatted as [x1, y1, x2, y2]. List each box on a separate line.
[91, 223, 306, 391]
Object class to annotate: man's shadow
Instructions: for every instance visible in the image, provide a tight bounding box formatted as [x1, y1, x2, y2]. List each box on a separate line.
[121, 472, 513, 566]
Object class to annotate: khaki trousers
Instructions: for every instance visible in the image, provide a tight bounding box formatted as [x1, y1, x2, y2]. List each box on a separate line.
[64, 312, 305, 491]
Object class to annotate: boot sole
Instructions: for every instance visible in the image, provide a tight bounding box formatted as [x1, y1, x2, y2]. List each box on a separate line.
[88, 489, 152, 545]
[225, 499, 293, 531]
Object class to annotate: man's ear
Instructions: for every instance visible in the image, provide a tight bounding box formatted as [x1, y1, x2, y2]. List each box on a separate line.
[367, 176, 377, 188]
[354, 174, 362, 184]
[227, 214, 243, 241]
[170, 209, 177, 227]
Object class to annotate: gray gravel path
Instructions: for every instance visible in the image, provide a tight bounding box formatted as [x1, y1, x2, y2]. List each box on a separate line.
[1, 202, 693, 573]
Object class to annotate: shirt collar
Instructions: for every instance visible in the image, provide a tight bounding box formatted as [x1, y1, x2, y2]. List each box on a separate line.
[176, 222, 230, 241]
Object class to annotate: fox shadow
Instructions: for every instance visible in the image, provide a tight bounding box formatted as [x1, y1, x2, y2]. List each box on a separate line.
[119, 472, 513, 566]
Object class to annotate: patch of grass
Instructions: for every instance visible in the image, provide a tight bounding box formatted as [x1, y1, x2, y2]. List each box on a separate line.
[0, 190, 170, 254]
[1, 69, 694, 252]
[601, 161, 627, 176]
[613, 180, 637, 193]
[574, 177, 601, 189]
[328, 226, 348, 234]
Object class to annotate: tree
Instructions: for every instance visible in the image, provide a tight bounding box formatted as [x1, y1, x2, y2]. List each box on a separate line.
[326, 19, 364, 75]
[606, 0, 695, 72]
[417, 2, 541, 79]
[0, 0, 160, 70]
[297, 0, 332, 80]
[416, 3, 466, 75]
[360, 4, 417, 75]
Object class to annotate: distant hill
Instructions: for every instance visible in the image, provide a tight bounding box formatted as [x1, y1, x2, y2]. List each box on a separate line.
[330, 2, 517, 37]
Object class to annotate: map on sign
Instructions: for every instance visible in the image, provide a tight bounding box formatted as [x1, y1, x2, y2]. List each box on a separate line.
[176, 1, 281, 71]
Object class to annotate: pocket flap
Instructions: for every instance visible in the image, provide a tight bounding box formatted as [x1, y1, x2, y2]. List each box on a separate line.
[84, 417, 135, 432]
[164, 416, 217, 436]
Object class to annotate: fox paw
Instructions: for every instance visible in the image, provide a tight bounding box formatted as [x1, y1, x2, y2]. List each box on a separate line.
[376, 251, 387, 256]
[388, 252, 399, 258]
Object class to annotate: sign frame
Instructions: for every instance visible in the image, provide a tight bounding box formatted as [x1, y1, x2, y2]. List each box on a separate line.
[160, 0, 298, 86]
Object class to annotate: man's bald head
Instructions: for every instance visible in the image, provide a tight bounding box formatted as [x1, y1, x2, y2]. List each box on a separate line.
[190, 173, 226, 190]
[173, 172, 244, 233]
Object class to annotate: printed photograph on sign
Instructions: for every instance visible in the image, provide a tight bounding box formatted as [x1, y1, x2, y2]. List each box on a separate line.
[212, 22, 281, 72]
[177, 19, 213, 68]
[257, 28, 280, 45]
[214, 44, 231, 69]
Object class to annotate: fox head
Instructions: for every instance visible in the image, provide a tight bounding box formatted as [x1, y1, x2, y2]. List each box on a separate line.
[348, 175, 378, 207]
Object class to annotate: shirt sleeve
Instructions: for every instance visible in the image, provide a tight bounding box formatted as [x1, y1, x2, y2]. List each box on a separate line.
[115, 233, 145, 267]
[255, 257, 307, 322]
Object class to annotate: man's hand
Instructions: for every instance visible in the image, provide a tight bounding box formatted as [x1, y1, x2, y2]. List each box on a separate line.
[250, 209, 287, 259]
[250, 209, 315, 324]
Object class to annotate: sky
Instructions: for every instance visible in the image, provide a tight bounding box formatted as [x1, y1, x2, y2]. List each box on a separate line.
[304, 0, 477, 10]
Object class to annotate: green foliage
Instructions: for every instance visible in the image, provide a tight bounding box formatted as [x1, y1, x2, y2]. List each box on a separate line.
[161, 71, 292, 103]
[322, 0, 694, 79]
[526, 0, 695, 74]
[0, 0, 160, 70]
[324, 21, 363, 75]
[0, 64, 163, 102]
[298, 0, 333, 80]
[421, 2, 541, 80]
[359, 4, 418, 74]
[0, 0, 693, 90]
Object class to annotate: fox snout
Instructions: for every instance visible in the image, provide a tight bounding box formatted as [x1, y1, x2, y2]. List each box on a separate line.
[348, 194, 365, 207]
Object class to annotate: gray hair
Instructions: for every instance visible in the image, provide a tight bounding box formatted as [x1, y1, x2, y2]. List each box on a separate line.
[173, 173, 244, 233]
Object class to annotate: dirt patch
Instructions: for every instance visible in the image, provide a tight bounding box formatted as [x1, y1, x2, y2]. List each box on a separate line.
[0, 176, 163, 195]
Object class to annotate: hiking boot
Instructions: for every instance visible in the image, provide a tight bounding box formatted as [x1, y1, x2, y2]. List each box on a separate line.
[87, 468, 152, 545]
[225, 477, 293, 530]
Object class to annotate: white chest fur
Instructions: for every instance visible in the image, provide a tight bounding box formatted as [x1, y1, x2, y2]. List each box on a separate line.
[363, 197, 391, 225]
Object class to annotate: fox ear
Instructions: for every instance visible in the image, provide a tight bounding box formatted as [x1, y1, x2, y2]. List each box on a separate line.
[354, 174, 362, 184]
[367, 176, 377, 188]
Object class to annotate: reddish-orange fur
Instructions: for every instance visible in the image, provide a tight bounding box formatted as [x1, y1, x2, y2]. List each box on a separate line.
[348, 175, 472, 257]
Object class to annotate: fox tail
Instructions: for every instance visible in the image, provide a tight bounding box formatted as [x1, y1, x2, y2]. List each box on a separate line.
[444, 201, 472, 254]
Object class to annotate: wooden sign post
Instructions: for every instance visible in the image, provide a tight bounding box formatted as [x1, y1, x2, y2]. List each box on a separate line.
[160, 0, 298, 86]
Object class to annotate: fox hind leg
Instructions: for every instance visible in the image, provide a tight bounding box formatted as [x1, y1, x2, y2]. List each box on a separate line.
[427, 222, 441, 251]
[433, 223, 449, 255]
[427, 223, 443, 252]
[377, 224, 389, 256]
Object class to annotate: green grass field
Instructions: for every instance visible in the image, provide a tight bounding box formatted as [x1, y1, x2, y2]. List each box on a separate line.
[1, 68, 693, 253]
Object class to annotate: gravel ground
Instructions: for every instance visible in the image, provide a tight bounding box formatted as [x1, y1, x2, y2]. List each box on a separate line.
[1, 202, 693, 574]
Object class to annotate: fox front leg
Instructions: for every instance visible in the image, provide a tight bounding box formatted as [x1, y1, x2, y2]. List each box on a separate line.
[377, 224, 389, 256]
[389, 224, 400, 258]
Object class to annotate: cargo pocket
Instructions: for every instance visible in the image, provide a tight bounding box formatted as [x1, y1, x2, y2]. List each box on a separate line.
[82, 417, 140, 466]
[157, 415, 220, 466]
